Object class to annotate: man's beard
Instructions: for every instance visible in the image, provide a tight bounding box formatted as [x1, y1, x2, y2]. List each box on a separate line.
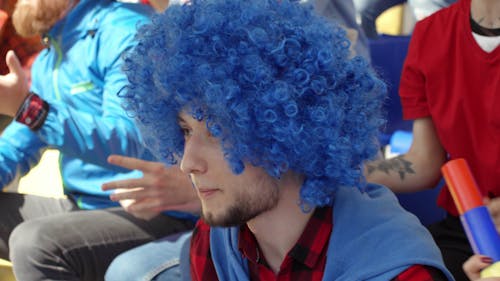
[12, 0, 71, 37]
[202, 186, 279, 227]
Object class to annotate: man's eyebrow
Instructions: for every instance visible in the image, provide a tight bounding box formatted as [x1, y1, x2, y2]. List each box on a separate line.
[177, 116, 186, 124]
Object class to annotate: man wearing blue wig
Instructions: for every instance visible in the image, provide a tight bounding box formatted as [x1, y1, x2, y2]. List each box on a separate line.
[121, 0, 454, 279]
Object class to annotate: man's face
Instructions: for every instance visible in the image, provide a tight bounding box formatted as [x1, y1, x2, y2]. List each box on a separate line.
[178, 111, 280, 227]
[12, 0, 72, 37]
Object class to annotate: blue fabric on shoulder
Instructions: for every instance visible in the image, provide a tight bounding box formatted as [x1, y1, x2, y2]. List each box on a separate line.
[209, 183, 454, 281]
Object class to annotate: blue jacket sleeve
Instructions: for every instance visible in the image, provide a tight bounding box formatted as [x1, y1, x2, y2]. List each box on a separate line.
[0, 3, 153, 187]
[29, 8, 151, 170]
[0, 122, 45, 186]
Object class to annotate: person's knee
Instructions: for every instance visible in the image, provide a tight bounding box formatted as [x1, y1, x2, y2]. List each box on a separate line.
[105, 251, 145, 281]
[9, 219, 60, 266]
[106, 233, 193, 281]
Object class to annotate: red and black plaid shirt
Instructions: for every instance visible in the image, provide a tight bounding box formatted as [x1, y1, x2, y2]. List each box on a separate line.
[190, 207, 448, 281]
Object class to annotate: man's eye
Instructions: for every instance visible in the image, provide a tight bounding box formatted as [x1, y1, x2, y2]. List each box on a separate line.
[181, 127, 192, 137]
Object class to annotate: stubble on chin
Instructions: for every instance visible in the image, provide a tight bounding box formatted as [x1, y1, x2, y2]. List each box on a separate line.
[202, 205, 255, 227]
[202, 187, 279, 227]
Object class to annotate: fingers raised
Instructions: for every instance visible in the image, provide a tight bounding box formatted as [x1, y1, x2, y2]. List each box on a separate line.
[109, 188, 155, 202]
[108, 155, 147, 170]
[102, 178, 149, 191]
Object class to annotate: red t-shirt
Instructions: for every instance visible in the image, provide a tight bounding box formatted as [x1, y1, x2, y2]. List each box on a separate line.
[399, 0, 500, 216]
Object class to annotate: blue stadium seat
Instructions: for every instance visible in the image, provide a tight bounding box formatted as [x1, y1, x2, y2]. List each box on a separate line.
[369, 35, 446, 226]
[396, 181, 446, 226]
[388, 131, 446, 225]
[369, 34, 413, 146]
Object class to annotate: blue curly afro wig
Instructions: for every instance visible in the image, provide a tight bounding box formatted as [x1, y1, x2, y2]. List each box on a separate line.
[122, 0, 387, 207]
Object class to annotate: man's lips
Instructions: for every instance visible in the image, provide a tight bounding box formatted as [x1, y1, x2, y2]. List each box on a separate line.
[197, 187, 220, 198]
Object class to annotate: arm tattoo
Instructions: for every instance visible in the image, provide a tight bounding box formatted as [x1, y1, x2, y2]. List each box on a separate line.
[366, 156, 415, 180]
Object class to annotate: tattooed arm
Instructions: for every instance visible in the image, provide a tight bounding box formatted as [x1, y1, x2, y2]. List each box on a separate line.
[365, 117, 447, 193]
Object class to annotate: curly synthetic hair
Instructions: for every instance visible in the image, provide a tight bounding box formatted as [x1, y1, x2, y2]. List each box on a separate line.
[122, 0, 386, 207]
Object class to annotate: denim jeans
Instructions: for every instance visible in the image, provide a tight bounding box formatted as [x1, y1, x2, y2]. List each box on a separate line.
[105, 231, 193, 281]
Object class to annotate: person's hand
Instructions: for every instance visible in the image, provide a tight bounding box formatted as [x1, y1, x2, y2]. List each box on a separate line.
[102, 155, 200, 220]
[485, 197, 500, 233]
[463, 255, 500, 281]
[0, 50, 30, 116]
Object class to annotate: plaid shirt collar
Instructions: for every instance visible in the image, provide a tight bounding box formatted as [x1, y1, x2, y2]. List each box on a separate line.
[238, 206, 332, 270]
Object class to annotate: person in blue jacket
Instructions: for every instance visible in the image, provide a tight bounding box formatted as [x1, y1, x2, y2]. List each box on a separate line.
[0, 0, 196, 280]
[119, 0, 455, 280]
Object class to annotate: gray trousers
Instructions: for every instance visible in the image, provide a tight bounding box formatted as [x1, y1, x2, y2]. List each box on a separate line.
[0, 192, 194, 281]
